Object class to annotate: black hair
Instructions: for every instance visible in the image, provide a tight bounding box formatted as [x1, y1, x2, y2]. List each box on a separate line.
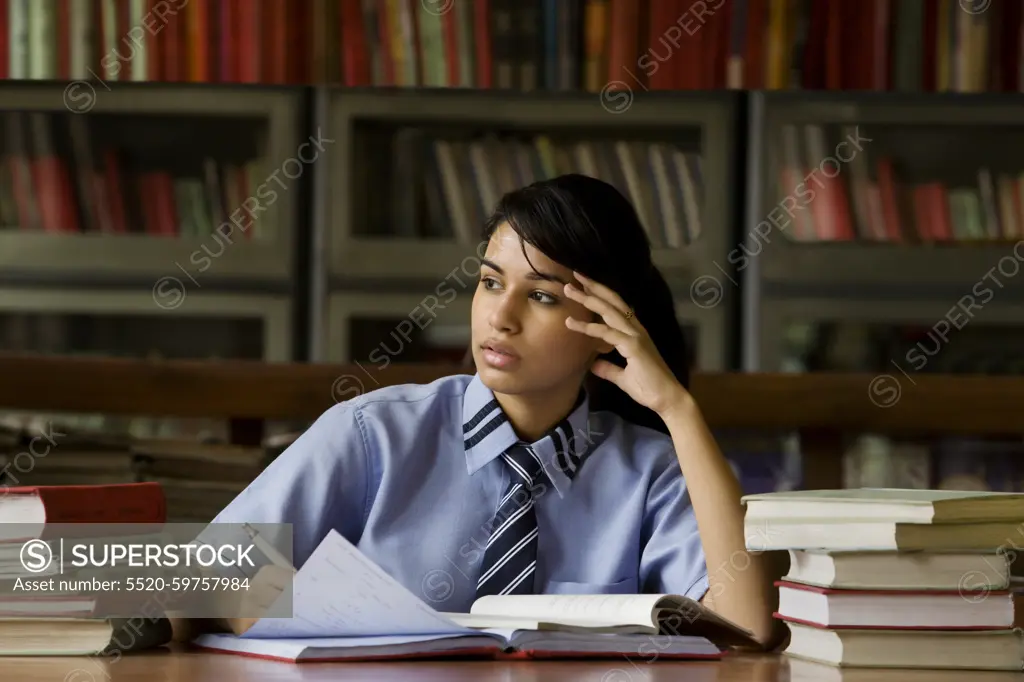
[481, 173, 690, 435]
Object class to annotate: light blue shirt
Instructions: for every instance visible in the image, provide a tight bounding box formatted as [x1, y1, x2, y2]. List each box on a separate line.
[210, 373, 709, 611]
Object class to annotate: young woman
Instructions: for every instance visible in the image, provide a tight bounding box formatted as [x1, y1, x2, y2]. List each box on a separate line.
[174, 173, 775, 646]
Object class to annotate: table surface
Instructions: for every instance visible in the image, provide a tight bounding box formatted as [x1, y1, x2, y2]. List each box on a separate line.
[2, 645, 1022, 682]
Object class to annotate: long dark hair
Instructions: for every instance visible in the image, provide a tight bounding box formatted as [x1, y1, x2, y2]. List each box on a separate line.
[481, 173, 690, 435]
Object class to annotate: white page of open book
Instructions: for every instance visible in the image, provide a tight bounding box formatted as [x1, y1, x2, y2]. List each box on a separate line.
[470, 594, 670, 628]
[443, 612, 653, 633]
[242, 529, 477, 639]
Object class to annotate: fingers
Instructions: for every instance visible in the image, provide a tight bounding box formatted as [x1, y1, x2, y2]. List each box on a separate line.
[257, 564, 296, 590]
[230, 617, 259, 636]
[235, 565, 294, 618]
[564, 282, 636, 335]
[573, 272, 630, 316]
[569, 272, 647, 336]
[565, 316, 633, 350]
[590, 359, 625, 384]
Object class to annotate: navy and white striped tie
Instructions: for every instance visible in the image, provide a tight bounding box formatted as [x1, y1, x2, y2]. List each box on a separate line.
[475, 443, 548, 597]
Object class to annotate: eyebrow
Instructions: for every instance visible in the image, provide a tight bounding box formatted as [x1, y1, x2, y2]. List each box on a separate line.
[480, 258, 568, 285]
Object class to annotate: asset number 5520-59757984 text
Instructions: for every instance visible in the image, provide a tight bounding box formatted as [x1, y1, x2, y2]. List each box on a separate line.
[125, 576, 251, 592]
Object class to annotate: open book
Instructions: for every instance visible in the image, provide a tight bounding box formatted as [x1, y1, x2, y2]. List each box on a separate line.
[192, 529, 756, 662]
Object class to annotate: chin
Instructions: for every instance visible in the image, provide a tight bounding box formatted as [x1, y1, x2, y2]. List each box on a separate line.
[476, 365, 528, 394]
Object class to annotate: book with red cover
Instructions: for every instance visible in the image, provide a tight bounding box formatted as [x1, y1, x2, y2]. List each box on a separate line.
[192, 630, 726, 663]
[774, 579, 1016, 630]
[0, 482, 167, 542]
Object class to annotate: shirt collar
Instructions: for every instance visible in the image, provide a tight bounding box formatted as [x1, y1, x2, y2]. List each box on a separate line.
[462, 373, 595, 498]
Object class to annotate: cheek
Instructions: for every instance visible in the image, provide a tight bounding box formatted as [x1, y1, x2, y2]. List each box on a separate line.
[536, 310, 599, 355]
[470, 288, 488, 330]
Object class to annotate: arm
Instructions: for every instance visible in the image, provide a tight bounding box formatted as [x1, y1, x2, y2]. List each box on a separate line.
[659, 393, 775, 645]
[173, 401, 372, 638]
[562, 272, 776, 646]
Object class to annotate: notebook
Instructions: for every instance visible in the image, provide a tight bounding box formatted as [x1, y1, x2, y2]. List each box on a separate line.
[192, 528, 756, 662]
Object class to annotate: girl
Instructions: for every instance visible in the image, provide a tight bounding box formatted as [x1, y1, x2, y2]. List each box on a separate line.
[176, 174, 775, 646]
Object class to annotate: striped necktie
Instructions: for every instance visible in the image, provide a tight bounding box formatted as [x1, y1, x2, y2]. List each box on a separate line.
[475, 442, 548, 597]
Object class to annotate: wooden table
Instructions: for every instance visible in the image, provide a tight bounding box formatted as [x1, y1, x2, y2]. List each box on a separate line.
[3, 645, 1021, 681]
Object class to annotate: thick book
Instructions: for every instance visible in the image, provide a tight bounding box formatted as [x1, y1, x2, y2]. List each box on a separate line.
[783, 548, 1012, 591]
[782, 620, 1024, 670]
[0, 616, 172, 655]
[0, 482, 167, 542]
[192, 528, 757, 662]
[742, 488, 1024, 524]
[775, 580, 1016, 630]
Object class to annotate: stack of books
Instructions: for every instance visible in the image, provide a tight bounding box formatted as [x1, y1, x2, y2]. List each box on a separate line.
[743, 489, 1024, 671]
[0, 482, 173, 656]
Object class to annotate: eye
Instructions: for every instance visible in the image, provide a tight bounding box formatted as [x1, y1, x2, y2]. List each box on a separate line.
[480, 276, 501, 290]
[530, 291, 558, 305]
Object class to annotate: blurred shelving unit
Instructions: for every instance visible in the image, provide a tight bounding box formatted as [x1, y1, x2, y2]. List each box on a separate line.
[0, 82, 306, 366]
[741, 90, 1024, 495]
[743, 91, 1024, 373]
[311, 88, 742, 371]
[0, 83, 304, 284]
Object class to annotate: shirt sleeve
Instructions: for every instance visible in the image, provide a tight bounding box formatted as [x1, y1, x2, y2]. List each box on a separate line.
[637, 450, 709, 601]
[200, 401, 372, 571]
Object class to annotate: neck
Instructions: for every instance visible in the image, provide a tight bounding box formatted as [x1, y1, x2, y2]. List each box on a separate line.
[494, 383, 581, 443]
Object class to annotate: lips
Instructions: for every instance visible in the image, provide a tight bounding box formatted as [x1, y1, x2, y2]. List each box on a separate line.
[482, 341, 518, 358]
[480, 340, 520, 369]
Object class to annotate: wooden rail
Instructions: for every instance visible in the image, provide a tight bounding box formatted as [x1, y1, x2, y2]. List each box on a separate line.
[3, 353, 1024, 488]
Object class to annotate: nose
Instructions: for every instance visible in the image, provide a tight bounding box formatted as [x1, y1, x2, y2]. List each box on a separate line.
[487, 290, 521, 335]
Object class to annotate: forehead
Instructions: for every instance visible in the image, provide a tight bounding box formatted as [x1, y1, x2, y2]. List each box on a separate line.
[483, 222, 566, 274]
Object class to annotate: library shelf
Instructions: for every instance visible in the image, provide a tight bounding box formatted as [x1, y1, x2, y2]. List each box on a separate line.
[0, 82, 304, 283]
[319, 87, 738, 282]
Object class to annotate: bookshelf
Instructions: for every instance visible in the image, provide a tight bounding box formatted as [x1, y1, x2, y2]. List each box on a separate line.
[743, 90, 1024, 371]
[0, 83, 304, 284]
[756, 297, 1024, 375]
[0, 287, 292, 443]
[325, 291, 474, 365]
[0, 288, 292, 362]
[314, 88, 740, 371]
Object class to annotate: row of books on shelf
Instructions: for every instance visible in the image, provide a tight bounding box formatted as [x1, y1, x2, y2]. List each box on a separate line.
[333, 0, 1023, 93]
[777, 124, 1024, 243]
[745, 488, 1024, 671]
[8, 0, 1020, 94]
[318, 0, 1024, 93]
[308, 0, 1024, 93]
[395, 132, 704, 245]
[0, 112, 270, 239]
[3, 0, 304, 84]
[601, 0, 1023, 93]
